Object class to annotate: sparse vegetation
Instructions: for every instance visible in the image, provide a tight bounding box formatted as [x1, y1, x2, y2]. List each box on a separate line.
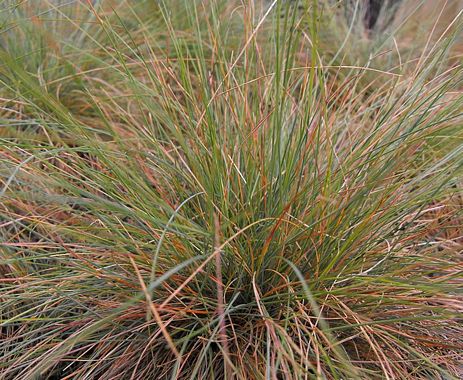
[1, 1, 462, 379]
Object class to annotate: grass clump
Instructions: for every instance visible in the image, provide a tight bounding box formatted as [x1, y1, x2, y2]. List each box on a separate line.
[1, 1, 462, 379]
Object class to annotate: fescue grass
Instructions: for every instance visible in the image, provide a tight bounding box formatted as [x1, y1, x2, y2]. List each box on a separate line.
[1, 0, 462, 379]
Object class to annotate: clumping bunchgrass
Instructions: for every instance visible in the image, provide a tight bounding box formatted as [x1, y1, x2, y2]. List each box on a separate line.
[1, 0, 462, 379]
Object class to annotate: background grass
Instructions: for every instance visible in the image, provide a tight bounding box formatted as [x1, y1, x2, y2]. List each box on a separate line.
[1, 1, 463, 379]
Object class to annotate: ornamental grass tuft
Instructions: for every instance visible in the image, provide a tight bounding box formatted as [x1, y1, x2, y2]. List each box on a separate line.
[1, 1, 462, 379]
